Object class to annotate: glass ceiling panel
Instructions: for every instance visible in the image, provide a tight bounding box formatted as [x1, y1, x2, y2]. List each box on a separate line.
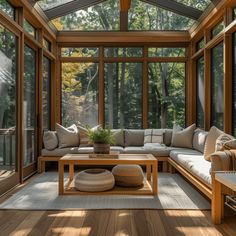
[51, 0, 119, 31]
[174, 0, 211, 11]
[129, 0, 195, 31]
[38, 0, 74, 11]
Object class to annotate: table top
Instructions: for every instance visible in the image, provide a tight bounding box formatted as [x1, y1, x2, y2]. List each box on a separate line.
[60, 153, 156, 163]
[215, 172, 236, 191]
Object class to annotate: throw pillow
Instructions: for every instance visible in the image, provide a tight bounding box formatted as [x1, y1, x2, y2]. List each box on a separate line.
[192, 128, 208, 153]
[43, 131, 58, 150]
[144, 129, 164, 144]
[223, 139, 236, 150]
[203, 126, 224, 162]
[111, 129, 125, 146]
[78, 124, 101, 147]
[171, 123, 196, 148]
[56, 123, 79, 148]
[215, 133, 234, 151]
[124, 129, 144, 147]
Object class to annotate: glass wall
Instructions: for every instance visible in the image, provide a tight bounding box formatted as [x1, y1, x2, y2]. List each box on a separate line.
[61, 62, 99, 127]
[148, 63, 185, 128]
[23, 45, 36, 166]
[196, 57, 204, 128]
[42, 56, 51, 130]
[233, 33, 236, 135]
[0, 24, 17, 178]
[211, 43, 224, 129]
[0, 0, 14, 19]
[105, 63, 142, 128]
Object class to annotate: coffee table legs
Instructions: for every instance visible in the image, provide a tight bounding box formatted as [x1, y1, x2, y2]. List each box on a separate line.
[59, 161, 64, 195]
[152, 160, 158, 195]
[69, 163, 74, 181]
[146, 164, 151, 180]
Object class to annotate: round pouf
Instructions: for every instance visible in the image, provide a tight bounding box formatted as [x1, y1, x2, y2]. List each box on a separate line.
[75, 169, 115, 192]
[112, 165, 144, 187]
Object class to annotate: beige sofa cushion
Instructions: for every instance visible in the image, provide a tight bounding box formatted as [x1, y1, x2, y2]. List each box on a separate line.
[43, 131, 58, 150]
[164, 129, 172, 146]
[204, 126, 224, 161]
[144, 129, 164, 144]
[111, 129, 125, 146]
[171, 124, 196, 148]
[56, 123, 79, 148]
[192, 129, 208, 153]
[124, 129, 144, 146]
[210, 151, 232, 172]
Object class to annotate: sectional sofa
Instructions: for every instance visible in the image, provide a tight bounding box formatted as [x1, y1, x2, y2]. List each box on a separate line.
[39, 124, 235, 200]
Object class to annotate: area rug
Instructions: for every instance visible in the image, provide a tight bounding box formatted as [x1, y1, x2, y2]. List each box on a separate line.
[0, 172, 210, 210]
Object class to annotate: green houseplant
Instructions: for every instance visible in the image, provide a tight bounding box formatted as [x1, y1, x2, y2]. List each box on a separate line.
[87, 127, 114, 154]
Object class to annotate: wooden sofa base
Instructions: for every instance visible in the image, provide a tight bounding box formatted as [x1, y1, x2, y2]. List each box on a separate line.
[168, 157, 212, 199]
[38, 156, 169, 173]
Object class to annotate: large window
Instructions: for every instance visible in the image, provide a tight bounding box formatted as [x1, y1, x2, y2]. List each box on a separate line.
[0, 24, 17, 178]
[42, 56, 51, 130]
[196, 57, 204, 128]
[61, 62, 99, 127]
[233, 33, 236, 135]
[148, 63, 185, 128]
[23, 45, 36, 166]
[0, 0, 14, 19]
[105, 63, 142, 129]
[211, 43, 224, 129]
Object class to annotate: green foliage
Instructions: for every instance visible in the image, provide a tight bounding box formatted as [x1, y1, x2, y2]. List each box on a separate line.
[87, 127, 114, 145]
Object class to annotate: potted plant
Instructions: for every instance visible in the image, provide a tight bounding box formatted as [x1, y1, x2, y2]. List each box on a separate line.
[87, 127, 114, 154]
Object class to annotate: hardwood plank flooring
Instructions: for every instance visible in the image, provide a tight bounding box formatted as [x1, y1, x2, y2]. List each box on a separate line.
[0, 209, 235, 236]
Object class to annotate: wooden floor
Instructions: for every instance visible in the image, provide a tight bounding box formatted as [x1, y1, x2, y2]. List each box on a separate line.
[0, 172, 236, 236]
[0, 208, 235, 235]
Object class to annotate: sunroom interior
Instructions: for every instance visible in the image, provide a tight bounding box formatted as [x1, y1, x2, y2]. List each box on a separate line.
[0, 0, 236, 234]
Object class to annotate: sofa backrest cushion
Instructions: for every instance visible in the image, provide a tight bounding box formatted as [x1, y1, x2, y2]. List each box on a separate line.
[204, 126, 224, 161]
[43, 131, 58, 150]
[111, 129, 125, 146]
[56, 123, 79, 148]
[164, 129, 173, 146]
[171, 123, 196, 148]
[144, 129, 164, 144]
[124, 129, 144, 146]
[193, 129, 208, 153]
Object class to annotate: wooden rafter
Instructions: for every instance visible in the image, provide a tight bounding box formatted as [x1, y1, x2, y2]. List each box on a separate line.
[141, 0, 202, 20]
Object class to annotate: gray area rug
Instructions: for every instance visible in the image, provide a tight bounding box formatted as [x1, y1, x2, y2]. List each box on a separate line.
[0, 172, 210, 210]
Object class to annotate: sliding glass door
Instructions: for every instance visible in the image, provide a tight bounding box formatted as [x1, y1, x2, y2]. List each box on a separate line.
[23, 44, 37, 177]
[0, 24, 19, 194]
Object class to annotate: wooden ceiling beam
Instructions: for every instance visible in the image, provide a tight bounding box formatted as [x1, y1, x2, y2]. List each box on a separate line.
[120, 0, 131, 11]
[141, 0, 202, 20]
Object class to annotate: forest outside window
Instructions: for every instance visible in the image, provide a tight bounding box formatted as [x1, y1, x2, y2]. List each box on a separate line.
[23, 19, 36, 39]
[0, 23, 17, 177]
[0, 0, 14, 19]
[61, 62, 99, 127]
[61, 48, 99, 57]
[148, 63, 185, 128]
[211, 21, 224, 39]
[211, 42, 224, 129]
[196, 57, 204, 128]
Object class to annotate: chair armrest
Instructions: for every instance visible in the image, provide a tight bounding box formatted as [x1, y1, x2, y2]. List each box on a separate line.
[210, 151, 232, 172]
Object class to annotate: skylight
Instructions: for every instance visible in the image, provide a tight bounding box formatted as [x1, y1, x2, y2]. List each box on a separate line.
[38, 0, 74, 11]
[51, 0, 120, 31]
[129, 0, 195, 31]
[174, 0, 211, 11]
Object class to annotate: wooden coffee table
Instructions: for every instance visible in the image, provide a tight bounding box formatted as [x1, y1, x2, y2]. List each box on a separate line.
[58, 153, 158, 196]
